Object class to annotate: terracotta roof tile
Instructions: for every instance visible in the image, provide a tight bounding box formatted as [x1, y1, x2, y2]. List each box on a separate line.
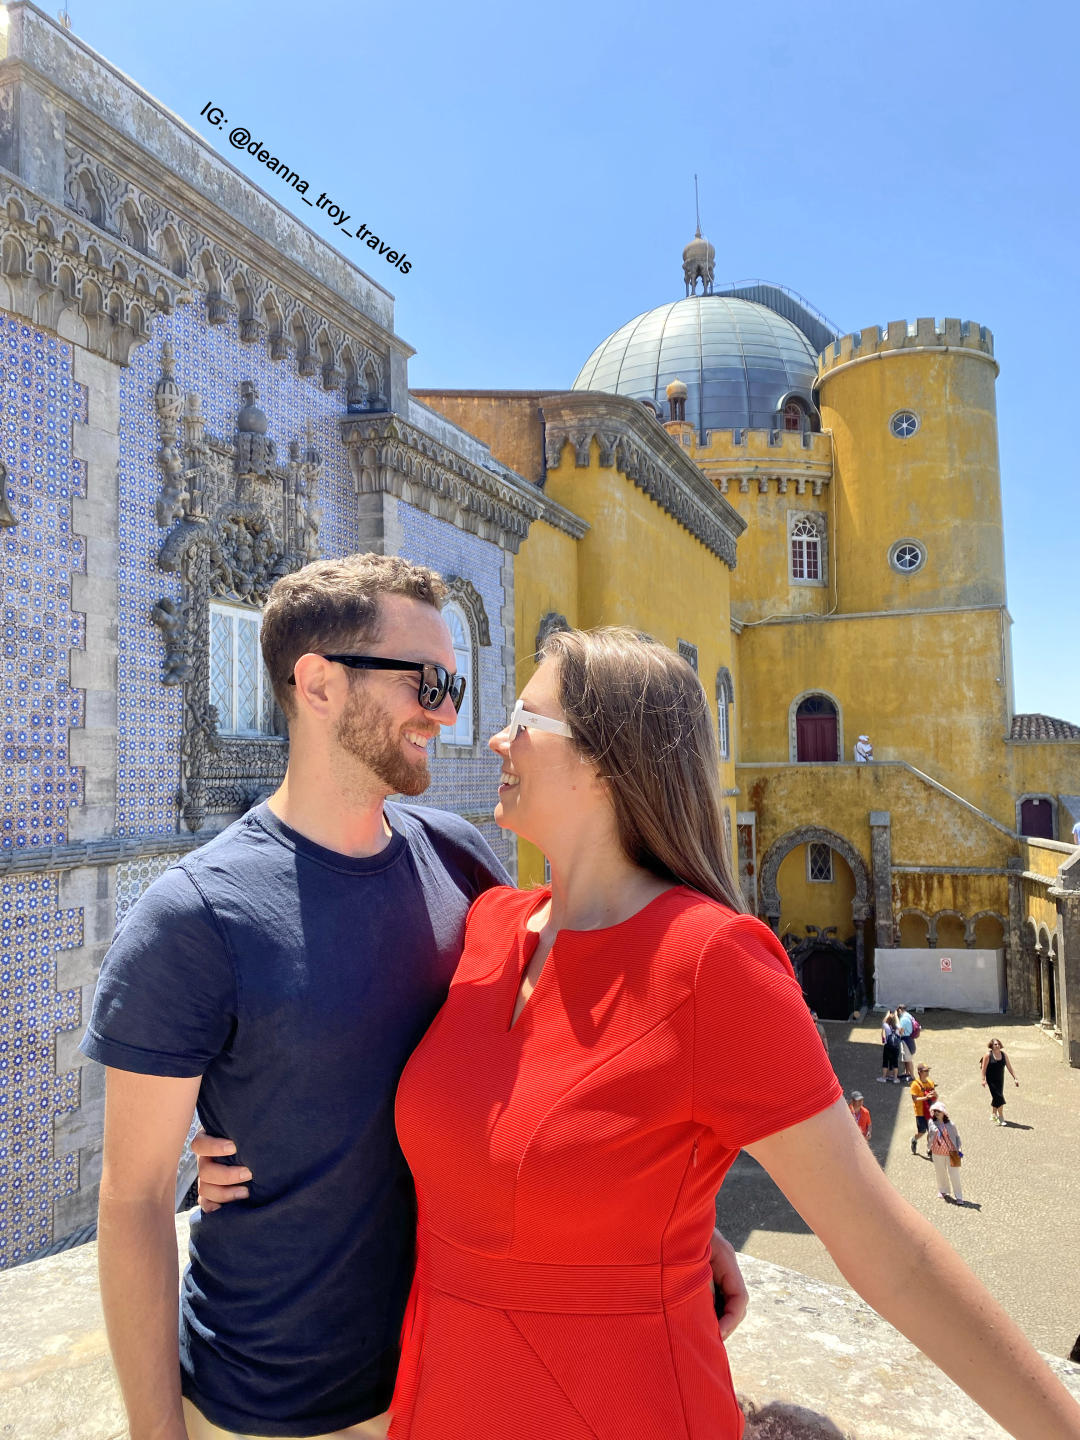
[1010, 713, 1080, 742]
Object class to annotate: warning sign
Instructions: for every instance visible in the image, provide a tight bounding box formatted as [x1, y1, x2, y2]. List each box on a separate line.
[940, 957, 952, 972]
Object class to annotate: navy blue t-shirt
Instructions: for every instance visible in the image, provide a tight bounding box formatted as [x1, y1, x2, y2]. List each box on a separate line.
[81, 801, 509, 1436]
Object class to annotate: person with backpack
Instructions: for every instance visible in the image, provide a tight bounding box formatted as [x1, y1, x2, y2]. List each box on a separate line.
[879, 1011, 902, 1082]
[896, 1004, 919, 1081]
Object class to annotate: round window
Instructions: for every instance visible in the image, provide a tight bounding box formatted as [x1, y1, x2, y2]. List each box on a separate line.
[890, 410, 920, 439]
[889, 540, 926, 574]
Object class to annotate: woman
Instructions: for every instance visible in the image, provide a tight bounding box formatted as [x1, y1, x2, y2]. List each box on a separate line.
[199, 630, 1080, 1439]
[927, 1100, 965, 1203]
[981, 1037, 1019, 1124]
[879, 1011, 901, 1082]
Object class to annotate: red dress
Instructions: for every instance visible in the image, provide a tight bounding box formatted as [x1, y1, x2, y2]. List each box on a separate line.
[391, 885, 840, 1439]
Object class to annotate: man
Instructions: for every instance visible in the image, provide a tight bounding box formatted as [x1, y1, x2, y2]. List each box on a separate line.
[84, 554, 746, 1440]
[895, 1003, 916, 1081]
[909, 1062, 938, 1158]
[848, 1091, 872, 1141]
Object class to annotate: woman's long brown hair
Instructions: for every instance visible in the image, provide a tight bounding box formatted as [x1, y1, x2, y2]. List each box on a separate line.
[542, 627, 746, 913]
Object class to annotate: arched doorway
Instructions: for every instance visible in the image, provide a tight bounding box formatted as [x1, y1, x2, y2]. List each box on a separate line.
[760, 827, 871, 1005]
[794, 694, 839, 762]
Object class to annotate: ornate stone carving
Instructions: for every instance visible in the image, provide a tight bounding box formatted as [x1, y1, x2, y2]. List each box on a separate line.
[59, 141, 388, 387]
[759, 826, 871, 927]
[0, 461, 16, 528]
[445, 576, 491, 647]
[151, 597, 192, 684]
[151, 349, 321, 831]
[0, 178, 187, 363]
[535, 612, 571, 657]
[340, 412, 544, 554]
[540, 395, 745, 570]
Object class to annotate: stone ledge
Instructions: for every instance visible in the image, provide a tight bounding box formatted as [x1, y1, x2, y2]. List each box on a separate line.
[0, 1219, 1077, 1439]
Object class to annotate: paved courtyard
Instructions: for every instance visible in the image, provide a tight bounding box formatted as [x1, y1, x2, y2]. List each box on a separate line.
[715, 1011, 1080, 1359]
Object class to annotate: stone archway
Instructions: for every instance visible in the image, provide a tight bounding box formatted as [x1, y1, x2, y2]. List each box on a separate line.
[760, 826, 872, 1004]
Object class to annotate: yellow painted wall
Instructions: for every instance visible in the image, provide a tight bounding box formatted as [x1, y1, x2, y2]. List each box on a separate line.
[776, 844, 857, 940]
[819, 347, 1006, 615]
[733, 609, 1013, 821]
[1010, 743, 1080, 841]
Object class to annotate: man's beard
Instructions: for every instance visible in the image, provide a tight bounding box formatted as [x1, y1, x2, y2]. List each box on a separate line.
[335, 684, 434, 797]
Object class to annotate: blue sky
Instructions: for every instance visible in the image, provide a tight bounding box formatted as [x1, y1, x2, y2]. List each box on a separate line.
[71, 0, 1078, 720]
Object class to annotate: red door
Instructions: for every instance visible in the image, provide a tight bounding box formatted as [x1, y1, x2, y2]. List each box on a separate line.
[796, 697, 839, 762]
[1020, 798, 1053, 839]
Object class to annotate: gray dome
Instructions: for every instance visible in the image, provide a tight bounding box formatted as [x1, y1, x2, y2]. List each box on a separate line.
[572, 295, 820, 439]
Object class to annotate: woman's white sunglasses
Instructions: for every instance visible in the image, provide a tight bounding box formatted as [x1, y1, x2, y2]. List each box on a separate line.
[506, 701, 574, 743]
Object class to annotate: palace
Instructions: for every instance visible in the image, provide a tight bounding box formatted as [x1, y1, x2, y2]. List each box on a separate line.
[0, 2, 1077, 1270]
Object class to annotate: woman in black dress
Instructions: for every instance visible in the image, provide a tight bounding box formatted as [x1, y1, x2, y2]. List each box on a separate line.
[980, 1037, 1019, 1124]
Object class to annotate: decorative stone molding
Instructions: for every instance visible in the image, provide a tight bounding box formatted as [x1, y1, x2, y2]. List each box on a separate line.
[0, 829, 204, 878]
[57, 140, 389, 393]
[444, 575, 491, 647]
[535, 611, 571, 658]
[541, 393, 744, 568]
[895, 907, 932, 945]
[339, 412, 544, 553]
[759, 825, 871, 928]
[869, 810, 893, 949]
[149, 345, 322, 832]
[965, 910, 1007, 947]
[715, 666, 734, 707]
[0, 176, 188, 361]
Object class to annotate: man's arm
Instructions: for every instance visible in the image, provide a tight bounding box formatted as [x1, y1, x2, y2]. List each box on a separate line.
[98, 1068, 203, 1440]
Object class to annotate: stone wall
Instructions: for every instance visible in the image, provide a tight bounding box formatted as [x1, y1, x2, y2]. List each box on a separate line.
[1, 1218, 1078, 1439]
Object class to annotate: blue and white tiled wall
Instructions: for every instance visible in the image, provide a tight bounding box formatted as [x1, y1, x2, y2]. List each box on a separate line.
[115, 304, 364, 837]
[0, 872, 82, 1266]
[1, 316, 86, 850]
[0, 316, 87, 1265]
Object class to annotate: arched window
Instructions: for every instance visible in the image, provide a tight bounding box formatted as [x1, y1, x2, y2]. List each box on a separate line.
[795, 694, 839, 762]
[783, 401, 804, 431]
[716, 667, 734, 761]
[790, 515, 821, 582]
[442, 602, 473, 746]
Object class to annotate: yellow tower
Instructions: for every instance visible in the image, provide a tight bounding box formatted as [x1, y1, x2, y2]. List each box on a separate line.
[817, 318, 1006, 616]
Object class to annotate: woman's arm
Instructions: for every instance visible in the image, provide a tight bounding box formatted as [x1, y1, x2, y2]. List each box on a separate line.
[1004, 1054, 1019, 1083]
[746, 1098, 1080, 1439]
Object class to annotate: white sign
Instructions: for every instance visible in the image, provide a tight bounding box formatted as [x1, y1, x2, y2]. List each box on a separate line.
[940, 957, 952, 972]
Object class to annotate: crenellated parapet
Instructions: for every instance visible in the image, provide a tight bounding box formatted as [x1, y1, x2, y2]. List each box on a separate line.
[689, 427, 833, 498]
[818, 317, 997, 382]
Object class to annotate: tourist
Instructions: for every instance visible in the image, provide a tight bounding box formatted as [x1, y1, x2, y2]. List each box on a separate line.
[849, 1091, 872, 1141]
[909, 1062, 938, 1157]
[928, 1100, 965, 1203]
[895, 1003, 917, 1080]
[981, 1037, 1020, 1125]
[879, 1011, 902, 1082]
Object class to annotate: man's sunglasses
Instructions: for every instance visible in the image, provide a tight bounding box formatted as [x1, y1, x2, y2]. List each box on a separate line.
[288, 654, 466, 713]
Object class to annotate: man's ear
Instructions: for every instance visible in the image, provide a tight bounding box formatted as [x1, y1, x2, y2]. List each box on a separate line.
[291, 653, 340, 719]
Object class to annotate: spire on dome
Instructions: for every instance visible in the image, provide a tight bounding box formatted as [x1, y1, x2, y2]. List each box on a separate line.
[682, 174, 715, 296]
